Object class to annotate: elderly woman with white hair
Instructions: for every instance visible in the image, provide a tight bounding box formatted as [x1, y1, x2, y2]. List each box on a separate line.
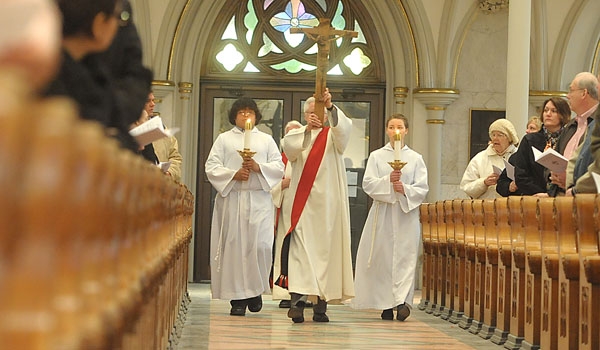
[460, 118, 520, 199]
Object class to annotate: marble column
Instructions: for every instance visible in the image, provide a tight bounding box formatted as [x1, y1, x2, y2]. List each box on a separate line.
[176, 81, 195, 281]
[413, 89, 460, 202]
[506, 0, 531, 130]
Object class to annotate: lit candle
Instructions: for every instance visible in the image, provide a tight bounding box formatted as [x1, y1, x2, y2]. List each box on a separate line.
[394, 129, 402, 160]
[244, 118, 252, 149]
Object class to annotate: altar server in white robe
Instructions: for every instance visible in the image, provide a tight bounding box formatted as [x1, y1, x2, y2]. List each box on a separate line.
[271, 120, 303, 308]
[205, 97, 284, 317]
[351, 114, 429, 321]
[276, 89, 355, 324]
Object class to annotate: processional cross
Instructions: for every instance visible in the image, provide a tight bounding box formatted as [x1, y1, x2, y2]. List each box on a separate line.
[290, 18, 358, 123]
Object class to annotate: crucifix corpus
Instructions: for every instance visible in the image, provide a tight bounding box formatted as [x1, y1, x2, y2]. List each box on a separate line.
[291, 18, 358, 123]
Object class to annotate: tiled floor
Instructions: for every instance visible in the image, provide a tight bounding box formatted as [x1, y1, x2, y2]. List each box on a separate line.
[175, 283, 501, 349]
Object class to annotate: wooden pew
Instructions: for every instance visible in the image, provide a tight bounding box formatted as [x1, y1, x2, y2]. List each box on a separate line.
[433, 201, 448, 317]
[538, 197, 560, 350]
[576, 194, 599, 350]
[0, 77, 193, 348]
[426, 202, 439, 314]
[506, 196, 526, 349]
[491, 197, 511, 345]
[587, 194, 600, 350]
[449, 199, 465, 324]
[554, 196, 579, 349]
[523, 196, 542, 349]
[418, 203, 431, 311]
[441, 200, 455, 321]
[480, 199, 499, 339]
[468, 199, 485, 334]
[459, 198, 476, 330]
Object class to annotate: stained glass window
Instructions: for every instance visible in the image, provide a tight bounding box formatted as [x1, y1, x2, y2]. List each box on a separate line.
[208, 0, 381, 82]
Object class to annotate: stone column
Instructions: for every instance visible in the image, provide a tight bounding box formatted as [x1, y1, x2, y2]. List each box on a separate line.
[506, 0, 531, 130]
[413, 89, 460, 202]
[176, 82, 195, 281]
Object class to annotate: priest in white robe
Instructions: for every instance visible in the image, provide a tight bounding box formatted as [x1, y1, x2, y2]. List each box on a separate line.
[277, 89, 355, 323]
[271, 120, 303, 308]
[205, 98, 284, 316]
[351, 114, 428, 321]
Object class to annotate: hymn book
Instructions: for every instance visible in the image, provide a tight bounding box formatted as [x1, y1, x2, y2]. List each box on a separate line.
[532, 146, 568, 173]
[129, 116, 180, 146]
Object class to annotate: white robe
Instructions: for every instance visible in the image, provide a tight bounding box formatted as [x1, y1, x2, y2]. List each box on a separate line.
[351, 144, 428, 309]
[282, 107, 355, 303]
[271, 160, 293, 301]
[205, 126, 284, 300]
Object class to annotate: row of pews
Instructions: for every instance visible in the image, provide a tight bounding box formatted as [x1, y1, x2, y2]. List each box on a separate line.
[419, 196, 600, 350]
[0, 73, 194, 349]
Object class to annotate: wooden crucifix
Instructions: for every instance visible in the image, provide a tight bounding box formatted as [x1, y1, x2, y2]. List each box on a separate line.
[291, 18, 358, 123]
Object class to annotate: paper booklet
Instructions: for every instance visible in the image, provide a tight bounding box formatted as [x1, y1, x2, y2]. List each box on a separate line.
[129, 116, 180, 146]
[591, 172, 600, 193]
[492, 159, 515, 180]
[158, 161, 171, 173]
[532, 146, 568, 173]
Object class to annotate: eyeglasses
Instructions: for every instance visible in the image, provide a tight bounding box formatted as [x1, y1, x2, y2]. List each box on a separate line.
[568, 88, 585, 94]
[237, 110, 256, 116]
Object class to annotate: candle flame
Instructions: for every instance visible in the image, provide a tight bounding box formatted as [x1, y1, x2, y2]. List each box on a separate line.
[245, 118, 252, 130]
[394, 129, 401, 141]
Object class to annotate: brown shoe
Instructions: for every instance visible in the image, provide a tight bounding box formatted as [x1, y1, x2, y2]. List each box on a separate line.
[396, 304, 410, 321]
[287, 301, 305, 323]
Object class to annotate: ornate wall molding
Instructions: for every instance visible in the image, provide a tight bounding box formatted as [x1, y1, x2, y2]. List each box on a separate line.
[478, 0, 508, 14]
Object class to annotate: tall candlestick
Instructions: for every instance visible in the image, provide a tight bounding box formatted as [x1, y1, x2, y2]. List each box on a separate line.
[394, 130, 402, 160]
[244, 118, 252, 149]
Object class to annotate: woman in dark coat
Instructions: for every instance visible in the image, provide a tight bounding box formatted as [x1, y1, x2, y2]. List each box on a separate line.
[497, 97, 571, 196]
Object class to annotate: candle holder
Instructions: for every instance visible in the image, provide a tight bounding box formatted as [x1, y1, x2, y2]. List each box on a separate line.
[238, 148, 256, 160]
[388, 160, 407, 171]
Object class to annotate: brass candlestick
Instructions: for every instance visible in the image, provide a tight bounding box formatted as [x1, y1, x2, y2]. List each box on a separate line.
[388, 160, 407, 171]
[238, 148, 256, 160]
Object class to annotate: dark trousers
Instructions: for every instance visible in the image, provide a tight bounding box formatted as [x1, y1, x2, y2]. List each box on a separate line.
[290, 293, 327, 314]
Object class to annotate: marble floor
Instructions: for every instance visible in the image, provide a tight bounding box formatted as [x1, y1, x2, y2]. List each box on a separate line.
[175, 283, 502, 349]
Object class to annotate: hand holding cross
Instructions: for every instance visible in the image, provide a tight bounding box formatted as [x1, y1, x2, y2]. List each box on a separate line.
[291, 18, 357, 123]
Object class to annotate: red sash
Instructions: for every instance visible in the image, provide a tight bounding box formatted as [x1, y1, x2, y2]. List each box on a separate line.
[275, 127, 330, 289]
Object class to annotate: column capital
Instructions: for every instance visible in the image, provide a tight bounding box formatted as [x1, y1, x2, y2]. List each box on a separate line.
[413, 88, 460, 110]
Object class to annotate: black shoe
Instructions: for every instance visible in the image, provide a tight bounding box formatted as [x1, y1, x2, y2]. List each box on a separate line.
[396, 304, 410, 321]
[312, 313, 329, 322]
[247, 295, 262, 312]
[230, 305, 246, 316]
[381, 308, 394, 320]
[287, 301, 305, 323]
[278, 300, 291, 308]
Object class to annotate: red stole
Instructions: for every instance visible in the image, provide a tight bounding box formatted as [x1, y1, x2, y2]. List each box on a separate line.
[275, 127, 330, 289]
